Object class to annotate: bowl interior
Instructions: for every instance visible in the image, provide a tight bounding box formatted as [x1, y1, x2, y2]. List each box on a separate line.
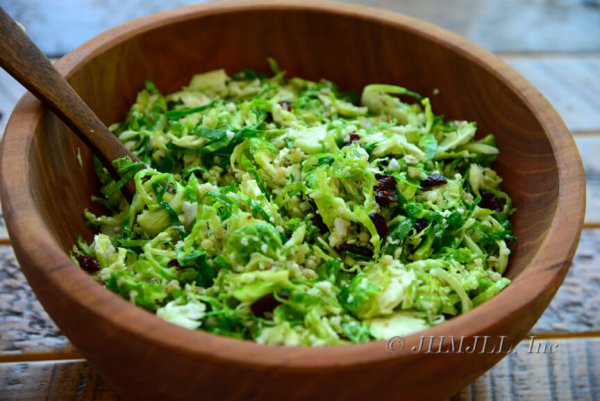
[29, 7, 557, 281]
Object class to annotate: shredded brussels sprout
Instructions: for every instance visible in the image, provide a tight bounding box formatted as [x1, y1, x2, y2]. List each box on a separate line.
[73, 61, 515, 346]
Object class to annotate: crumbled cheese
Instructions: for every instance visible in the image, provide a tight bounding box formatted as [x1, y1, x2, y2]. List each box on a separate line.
[197, 182, 216, 197]
[329, 218, 349, 248]
[181, 201, 198, 227]
[388, 158, 401, 171]
[403, 155, 419, 165]
[359, 278, 368, 290]
[381, 255, 394, 266]
[427, 191, 440, 203]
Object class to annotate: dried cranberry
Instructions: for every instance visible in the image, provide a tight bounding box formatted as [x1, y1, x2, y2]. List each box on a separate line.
[421, 174, 448, 188]
[312, 213, 329, 233]
[414, 218, 428, 233]
[278, 101, 292, 112]
[375, 174, 397, 191]
[77, 256, 101, 273]
[374, 174, 398, 206]
[251, 292, 289, 318]
[167, 259, 184, 270]
[343, 132, 360, 147]
[480, 190, 506, 212]
[375, 190, 398, 206]
[338, 243, 374, 258]
[369, 212, 388, 238]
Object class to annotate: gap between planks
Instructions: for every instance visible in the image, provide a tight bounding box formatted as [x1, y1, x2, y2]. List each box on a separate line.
[496, 51, 600, 58]
[0, 349, 82, 364]
[572, 130, 600, 136]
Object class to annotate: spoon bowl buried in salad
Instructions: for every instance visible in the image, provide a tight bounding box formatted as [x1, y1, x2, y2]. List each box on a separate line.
[72, 61, 515, 346]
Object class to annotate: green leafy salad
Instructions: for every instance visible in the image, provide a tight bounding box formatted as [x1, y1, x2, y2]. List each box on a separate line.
[72, 61, 515, 346]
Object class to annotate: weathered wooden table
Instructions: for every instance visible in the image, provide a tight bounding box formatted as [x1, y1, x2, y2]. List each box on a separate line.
[0, 1, 599, 400]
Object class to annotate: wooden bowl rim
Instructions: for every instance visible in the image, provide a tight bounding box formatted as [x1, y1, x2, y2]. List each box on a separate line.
[0, 0, 585, 370]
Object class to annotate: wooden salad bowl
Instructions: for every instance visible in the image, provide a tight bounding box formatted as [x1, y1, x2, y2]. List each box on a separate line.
[0, 1, 585, 400]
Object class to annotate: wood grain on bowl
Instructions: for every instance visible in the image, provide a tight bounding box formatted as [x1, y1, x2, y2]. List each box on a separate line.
[0, 1, 585, 401]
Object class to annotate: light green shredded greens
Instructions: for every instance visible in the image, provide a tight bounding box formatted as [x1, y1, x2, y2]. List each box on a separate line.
[72, 62, 515, 346]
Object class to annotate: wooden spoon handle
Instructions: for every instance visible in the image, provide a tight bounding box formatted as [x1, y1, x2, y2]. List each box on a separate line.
[0, 8, 139, 194]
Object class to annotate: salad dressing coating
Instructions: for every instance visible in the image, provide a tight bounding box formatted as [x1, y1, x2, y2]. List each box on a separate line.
[73, 62, 515, 345]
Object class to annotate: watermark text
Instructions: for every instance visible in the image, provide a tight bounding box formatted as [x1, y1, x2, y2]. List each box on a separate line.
[387, 335, 559, 355]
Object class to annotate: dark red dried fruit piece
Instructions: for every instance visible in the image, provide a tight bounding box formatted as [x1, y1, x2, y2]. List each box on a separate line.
[375, 174, 397, 191]
[77, 256, 101, 273]
[343, 132, 360, 147]
[375, 190, 398, 206]
[421, 173, 448, 188]
[374, 174, 398, 206]
[479, 190, 506, 212]
[167, 259, 184, 270]
[338, 243, 374, 258]
[369, 212, 388, 238]
[278, 101, 292, 112]
[414, 218, 428, 233]
[251, 292, 290, 318]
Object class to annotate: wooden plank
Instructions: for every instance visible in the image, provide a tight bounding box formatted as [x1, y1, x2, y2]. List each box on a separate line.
[502, 56, 600, 132]
[530, 229, 600, 334]
[353, 0, 600, 53]
[0, 213, 7, 239]
[1, 338, 599, 401]
[575, 135, 600, 225]
[0, 67, 24, 140]
[0, 360, 120, 401]
[0, 246, 71, 355]
[454, 338, 600, 401]
[3, 0, 600, 56]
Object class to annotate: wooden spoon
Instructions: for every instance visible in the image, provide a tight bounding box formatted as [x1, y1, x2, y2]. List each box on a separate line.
[0, 7, 139, 196]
